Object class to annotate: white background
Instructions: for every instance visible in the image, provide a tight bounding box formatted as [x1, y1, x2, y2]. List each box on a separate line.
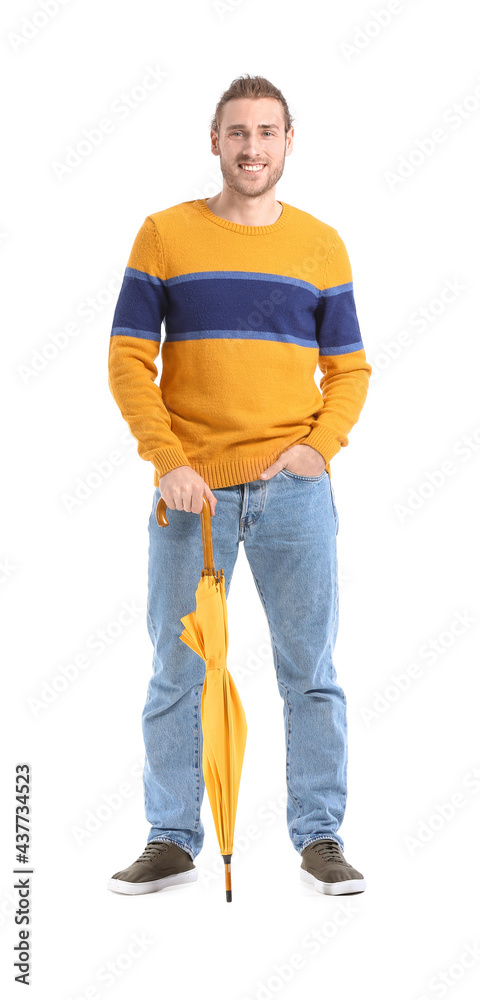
[2, 0, 480, 997]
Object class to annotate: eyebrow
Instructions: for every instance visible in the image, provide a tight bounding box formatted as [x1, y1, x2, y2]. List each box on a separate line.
[225, 123, 281, 130]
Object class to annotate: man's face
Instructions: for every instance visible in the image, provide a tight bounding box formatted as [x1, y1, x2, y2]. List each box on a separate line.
[211, 97, 293, 199]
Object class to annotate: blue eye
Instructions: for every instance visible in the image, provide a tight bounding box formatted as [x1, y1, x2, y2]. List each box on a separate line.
[231, 132, 274, 137]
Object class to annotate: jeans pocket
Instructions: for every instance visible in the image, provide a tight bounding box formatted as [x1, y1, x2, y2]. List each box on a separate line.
[279, 468, 328, 482]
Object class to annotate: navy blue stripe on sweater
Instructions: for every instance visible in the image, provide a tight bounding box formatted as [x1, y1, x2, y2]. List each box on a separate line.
[110, 268, 364, 355]
[110, 268, 168, 342]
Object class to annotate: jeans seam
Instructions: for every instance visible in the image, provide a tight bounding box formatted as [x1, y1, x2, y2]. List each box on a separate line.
[147, 498, 159, 643]
[328, 478, 339, 534]
[146, 607, 157, 643]
[246, 565, 303, 840]
[277, 677, 302, 841]
[192, 683, 202, 834]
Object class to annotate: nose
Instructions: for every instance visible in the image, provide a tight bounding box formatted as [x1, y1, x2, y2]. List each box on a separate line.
[240, 141, 262, 160]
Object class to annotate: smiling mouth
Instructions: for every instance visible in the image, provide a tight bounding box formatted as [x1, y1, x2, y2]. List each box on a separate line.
[239, 163, 266, 173]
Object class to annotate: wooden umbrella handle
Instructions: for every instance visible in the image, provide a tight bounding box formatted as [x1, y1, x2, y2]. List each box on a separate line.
[156, 495, 215, 575]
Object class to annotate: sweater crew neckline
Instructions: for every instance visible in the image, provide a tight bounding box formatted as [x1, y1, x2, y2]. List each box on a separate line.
[195, 197, 290, 235]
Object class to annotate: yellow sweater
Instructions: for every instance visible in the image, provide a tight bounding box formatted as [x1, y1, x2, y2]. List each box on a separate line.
[108, 198, 371, 489]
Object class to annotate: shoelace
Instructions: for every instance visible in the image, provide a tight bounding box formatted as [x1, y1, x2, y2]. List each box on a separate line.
[137, 842, 168, 864]
[313, 840, 344, 864]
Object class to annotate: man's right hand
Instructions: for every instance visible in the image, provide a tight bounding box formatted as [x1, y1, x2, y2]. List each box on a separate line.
[158, 466, 217, 517]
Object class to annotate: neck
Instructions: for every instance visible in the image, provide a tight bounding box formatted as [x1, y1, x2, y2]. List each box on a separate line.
[205, 190, 283, 227]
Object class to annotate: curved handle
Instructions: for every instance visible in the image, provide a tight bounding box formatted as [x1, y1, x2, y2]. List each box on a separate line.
[156, 495, 215, 574]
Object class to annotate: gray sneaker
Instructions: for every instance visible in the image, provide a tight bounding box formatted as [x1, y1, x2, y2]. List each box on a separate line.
[300, 839, 366, 895]
[107, 840, 198, 895]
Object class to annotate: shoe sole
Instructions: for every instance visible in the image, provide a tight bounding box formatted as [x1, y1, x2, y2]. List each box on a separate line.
[300, 869, 366, 895]
[106, 869, 198, 895]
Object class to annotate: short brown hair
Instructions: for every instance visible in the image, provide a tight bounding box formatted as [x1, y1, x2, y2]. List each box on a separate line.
[210, 74, 294, 135]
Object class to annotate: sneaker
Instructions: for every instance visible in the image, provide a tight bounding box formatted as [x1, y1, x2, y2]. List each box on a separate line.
[300, 839, 366, 895]
[107, 840, 198, 895]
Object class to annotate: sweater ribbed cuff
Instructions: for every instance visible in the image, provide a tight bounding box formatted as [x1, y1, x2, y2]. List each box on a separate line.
[149, 447, 191, 479]
[301, 424, 343, 465]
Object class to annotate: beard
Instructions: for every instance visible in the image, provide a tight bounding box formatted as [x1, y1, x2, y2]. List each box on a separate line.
[217, 148, 286, 199]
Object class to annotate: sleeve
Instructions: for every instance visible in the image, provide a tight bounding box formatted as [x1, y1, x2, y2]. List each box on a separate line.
[303, 231, 372, 464]
[107, 216, 191, 478]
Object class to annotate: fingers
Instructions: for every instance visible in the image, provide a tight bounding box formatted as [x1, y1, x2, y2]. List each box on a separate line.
[183, 488, 216, 517]
[160, 469, 217, 517]
[204, 487, 217, 517]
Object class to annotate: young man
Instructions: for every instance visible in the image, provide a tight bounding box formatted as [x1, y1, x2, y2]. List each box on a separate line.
[107, 74, 371, 897]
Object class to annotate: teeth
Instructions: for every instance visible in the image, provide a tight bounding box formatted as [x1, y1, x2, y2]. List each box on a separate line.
[241, 164, 264, 171]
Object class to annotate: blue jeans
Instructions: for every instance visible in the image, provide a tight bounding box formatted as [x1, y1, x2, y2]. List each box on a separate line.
[142, 468, 347, 860]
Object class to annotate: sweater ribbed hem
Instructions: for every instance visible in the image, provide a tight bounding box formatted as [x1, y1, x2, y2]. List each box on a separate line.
[152, 447, 331, 490]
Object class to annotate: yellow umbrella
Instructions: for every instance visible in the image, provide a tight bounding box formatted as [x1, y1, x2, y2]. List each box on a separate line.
[156, 494, 247, 902]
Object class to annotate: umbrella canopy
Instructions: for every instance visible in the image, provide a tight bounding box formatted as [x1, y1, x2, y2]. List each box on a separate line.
[156, 495, 247, 902]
